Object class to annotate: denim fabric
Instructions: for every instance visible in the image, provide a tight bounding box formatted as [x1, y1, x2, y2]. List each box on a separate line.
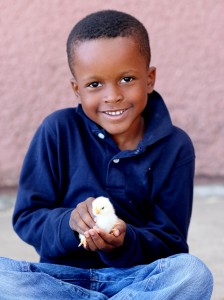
[0, 254, 213, 300]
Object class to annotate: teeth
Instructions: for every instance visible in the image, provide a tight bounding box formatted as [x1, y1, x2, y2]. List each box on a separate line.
[105, 110, 125, 116]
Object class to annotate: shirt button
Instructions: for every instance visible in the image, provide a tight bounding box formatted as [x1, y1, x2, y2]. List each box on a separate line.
[113, 159, 120, 163]
[98, 133, 105, 139]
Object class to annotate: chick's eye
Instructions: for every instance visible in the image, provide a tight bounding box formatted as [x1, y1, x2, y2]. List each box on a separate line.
[88, 82, 102, 88]
[101, 207, 105, 210]
[121, 77, 134, 83]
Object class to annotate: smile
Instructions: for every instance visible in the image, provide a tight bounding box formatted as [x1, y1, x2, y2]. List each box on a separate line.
[104, 109, 127, 116]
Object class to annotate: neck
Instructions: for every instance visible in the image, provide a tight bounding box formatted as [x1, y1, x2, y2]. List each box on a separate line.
[113, 117, 145, 151]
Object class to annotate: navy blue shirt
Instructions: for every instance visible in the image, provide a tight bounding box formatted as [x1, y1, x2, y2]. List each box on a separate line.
[13, 91, 195, 268]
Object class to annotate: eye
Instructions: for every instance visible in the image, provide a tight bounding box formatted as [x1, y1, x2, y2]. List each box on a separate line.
[101, 206, 105, 210]
[87, 82, 102, 88]
[120, 76, 134, 83]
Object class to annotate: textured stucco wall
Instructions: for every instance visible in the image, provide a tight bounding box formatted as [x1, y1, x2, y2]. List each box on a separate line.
[1, 0, 224, 187]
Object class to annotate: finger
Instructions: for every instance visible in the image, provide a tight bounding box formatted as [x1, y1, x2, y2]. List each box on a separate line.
[76, 198, 96, 229]
[111, 228, 120, 237]
[85, 229, 115, 252]
[86, 197, 95, 218]
[69, 209, 89, 233]
[81, 197, 96, 227]
[93, 226, 117, 247]
[93, 226, 126, 250]
[84, 230, 99, 251]
[112, 220, 126, 236]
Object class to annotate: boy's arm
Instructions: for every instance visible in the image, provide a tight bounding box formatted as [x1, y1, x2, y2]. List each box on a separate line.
[13, 119, 82, 259]
[97, 157, 194, 267]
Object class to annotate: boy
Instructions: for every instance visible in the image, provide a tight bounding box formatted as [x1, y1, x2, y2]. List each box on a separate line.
[0, 10, 212, 299]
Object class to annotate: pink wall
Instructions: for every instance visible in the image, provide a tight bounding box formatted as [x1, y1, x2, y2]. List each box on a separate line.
[1, 0, 224, 187]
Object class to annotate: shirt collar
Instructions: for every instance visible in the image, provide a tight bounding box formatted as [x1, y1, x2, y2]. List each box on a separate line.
[141, 90, 173, 146]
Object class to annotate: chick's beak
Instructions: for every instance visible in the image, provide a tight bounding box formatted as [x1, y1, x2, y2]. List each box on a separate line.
[94, 208, 100, 215]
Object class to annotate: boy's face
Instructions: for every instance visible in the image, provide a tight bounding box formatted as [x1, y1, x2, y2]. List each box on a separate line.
[71, 37, 155, 146]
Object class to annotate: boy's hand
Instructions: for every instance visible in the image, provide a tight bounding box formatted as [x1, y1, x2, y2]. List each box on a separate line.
[69, 197, 96, 235]
[83, 219, 126, 252]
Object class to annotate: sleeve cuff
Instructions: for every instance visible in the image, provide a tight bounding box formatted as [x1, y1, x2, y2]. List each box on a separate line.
[58, 209, 80, 253]
[98, 225, 137, 267]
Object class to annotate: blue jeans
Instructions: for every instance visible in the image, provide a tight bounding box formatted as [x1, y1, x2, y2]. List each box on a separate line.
[0, 254, 213, 299]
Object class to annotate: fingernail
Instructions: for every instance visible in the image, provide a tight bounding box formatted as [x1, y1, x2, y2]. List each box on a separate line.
[113, 229, 120, 236]
[93, 226, 100, 232]
[89, 231, 95, 236]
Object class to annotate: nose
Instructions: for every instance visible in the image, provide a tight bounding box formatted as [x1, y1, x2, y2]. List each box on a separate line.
[103, 85, 123, 104]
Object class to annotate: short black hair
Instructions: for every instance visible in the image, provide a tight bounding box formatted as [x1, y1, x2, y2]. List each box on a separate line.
[67, 10, 151, 76]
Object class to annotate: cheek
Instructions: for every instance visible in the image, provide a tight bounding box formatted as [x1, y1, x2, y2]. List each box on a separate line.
[79, 90, 96, 108]
[128, 85, 148, 101]
[80, 95, 99, 118]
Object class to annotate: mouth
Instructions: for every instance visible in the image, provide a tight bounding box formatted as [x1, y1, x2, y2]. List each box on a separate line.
[103, 108, 128, 116]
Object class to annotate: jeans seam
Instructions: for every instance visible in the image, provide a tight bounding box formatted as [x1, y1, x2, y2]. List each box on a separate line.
[21, 261, 31, 272]
[144, 259, 166, 292]
[159, 257, 167, 272]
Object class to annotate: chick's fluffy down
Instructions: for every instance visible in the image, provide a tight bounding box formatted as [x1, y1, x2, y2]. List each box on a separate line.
[78, 196, 118, 247]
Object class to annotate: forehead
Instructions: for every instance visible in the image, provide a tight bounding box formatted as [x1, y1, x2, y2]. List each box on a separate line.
[72, 37, 147, 73]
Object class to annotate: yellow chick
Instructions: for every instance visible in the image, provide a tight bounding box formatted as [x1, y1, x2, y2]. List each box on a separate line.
[78, 196, 118, 247]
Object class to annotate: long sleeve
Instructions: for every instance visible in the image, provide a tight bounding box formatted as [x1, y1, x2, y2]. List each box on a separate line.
[13, 119, 81, 259]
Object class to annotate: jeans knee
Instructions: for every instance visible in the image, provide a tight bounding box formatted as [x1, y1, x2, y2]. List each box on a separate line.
[0, 257, 13, 271]
[0, 257, 27, 272]
[174, 254, 213, 293]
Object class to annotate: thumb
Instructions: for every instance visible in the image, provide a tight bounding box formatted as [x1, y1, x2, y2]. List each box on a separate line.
[112, 220, 126, 237]
[112, 228, 120, 237]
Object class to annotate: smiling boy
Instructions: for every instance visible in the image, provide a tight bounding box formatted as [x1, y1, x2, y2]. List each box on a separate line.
[70, 37, 154, 151]
[0, 10, 213, 299]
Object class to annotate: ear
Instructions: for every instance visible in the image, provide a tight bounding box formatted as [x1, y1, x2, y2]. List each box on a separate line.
[147, 66, 156, 94]
[70, 78, 80, 100]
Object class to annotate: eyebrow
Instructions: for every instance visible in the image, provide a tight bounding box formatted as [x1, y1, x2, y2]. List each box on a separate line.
[81, 69, 141, 81]
[80, 76, 102, 84]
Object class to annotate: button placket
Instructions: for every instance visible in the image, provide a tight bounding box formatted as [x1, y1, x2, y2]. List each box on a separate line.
[106, 158, 125, 191]
[113, 158, 120, 163]
[97, 132, 105, 139]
